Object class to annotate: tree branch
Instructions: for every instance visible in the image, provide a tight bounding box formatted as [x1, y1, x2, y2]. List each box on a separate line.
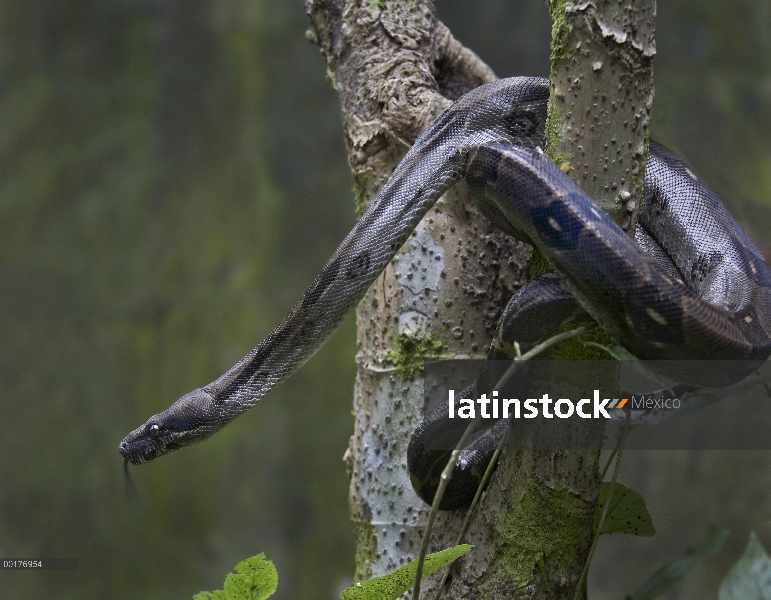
[432, 20, 497, 101]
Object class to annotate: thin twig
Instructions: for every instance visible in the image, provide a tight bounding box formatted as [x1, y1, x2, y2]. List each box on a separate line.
[411, 418, 478, 600]
[411, 325, 591, 600]
[600, 421, 638, 480]
[495, 326, 591, 390]
[599, 447, 618, 481]
[430, 428, 509, 600]
[572, 406, 631, 600]
[455, 429, 509, 543]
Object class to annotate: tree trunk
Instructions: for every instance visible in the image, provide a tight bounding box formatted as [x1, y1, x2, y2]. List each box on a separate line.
[546, 0, 656, 230]
[306, 0, 654, 597]
[305, 0, 532, 583]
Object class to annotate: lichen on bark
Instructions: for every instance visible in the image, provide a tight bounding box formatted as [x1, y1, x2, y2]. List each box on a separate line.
[382, 328, 451, 380]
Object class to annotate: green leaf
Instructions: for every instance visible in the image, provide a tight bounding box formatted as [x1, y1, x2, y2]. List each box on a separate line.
[719, 532, 771, 600]
[594, 482, 655, 536]
[340, 544, 472, 600]
[194, 553, 278, 600]
[628, 526, 728, 600]
[224, 553, 278, 600]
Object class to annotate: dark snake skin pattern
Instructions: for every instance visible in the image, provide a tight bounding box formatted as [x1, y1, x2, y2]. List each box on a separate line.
[467, 142, 771, 371]
[119, 78, 771, 510]
[407, 141, 771, 509]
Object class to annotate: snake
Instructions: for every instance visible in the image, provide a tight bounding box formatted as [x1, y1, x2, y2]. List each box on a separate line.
[119, 76, 771, 508]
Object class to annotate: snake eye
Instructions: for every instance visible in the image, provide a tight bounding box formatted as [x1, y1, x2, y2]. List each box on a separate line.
[148, 423, 160, 437]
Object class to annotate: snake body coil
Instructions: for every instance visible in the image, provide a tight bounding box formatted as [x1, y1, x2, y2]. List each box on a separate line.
[120, 78, 771, 508]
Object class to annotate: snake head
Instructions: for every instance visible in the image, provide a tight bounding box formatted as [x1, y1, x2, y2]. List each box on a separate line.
[118, 388, 222, 464]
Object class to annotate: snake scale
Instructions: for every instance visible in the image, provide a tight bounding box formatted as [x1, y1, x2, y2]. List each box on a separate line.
[119, 77, 771, 509]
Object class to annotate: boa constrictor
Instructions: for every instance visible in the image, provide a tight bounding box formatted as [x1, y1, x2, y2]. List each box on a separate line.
[119, 77, 771, 508]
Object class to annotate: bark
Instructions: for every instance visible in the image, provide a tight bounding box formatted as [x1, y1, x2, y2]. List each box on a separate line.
[436, 2, 656, 598]
[305, 0, 531, 584]
[546, 0, 656, 231]
[306, 0, 654, 597]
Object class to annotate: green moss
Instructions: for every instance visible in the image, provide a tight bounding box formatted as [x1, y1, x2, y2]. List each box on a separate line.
[544, 92, 561, 162]
[492, 476, 587, 589]
[383, 329, 451, 380]
[545, 0, 574, 169]
[352, 517, 379, 582]
[544, 92, 573, 168]
[529, 247, 553, 278]
[548, 0, 574, 64]
[540, 322, 617, 361]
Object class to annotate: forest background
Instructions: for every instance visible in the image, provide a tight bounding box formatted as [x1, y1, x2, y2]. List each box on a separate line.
[1, 0, 770, 598]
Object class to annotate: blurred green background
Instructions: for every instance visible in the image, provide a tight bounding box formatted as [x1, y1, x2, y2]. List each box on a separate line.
[0, 1, 769, 599]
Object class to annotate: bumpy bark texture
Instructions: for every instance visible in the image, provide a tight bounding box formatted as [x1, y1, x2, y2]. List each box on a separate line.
[546, 0, 656, 231]
[435, 1, 655, 597]
[306, 0, 531, 584]
[306, 0, 654, 597]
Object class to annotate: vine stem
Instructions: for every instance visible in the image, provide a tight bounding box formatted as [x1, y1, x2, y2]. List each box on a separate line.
[572, 406, 631, 600]
[599, 446, 618, 482]
[410, 418, 477, 600]
[411, 325, 590, 600]
[430, 427, 509, 600]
